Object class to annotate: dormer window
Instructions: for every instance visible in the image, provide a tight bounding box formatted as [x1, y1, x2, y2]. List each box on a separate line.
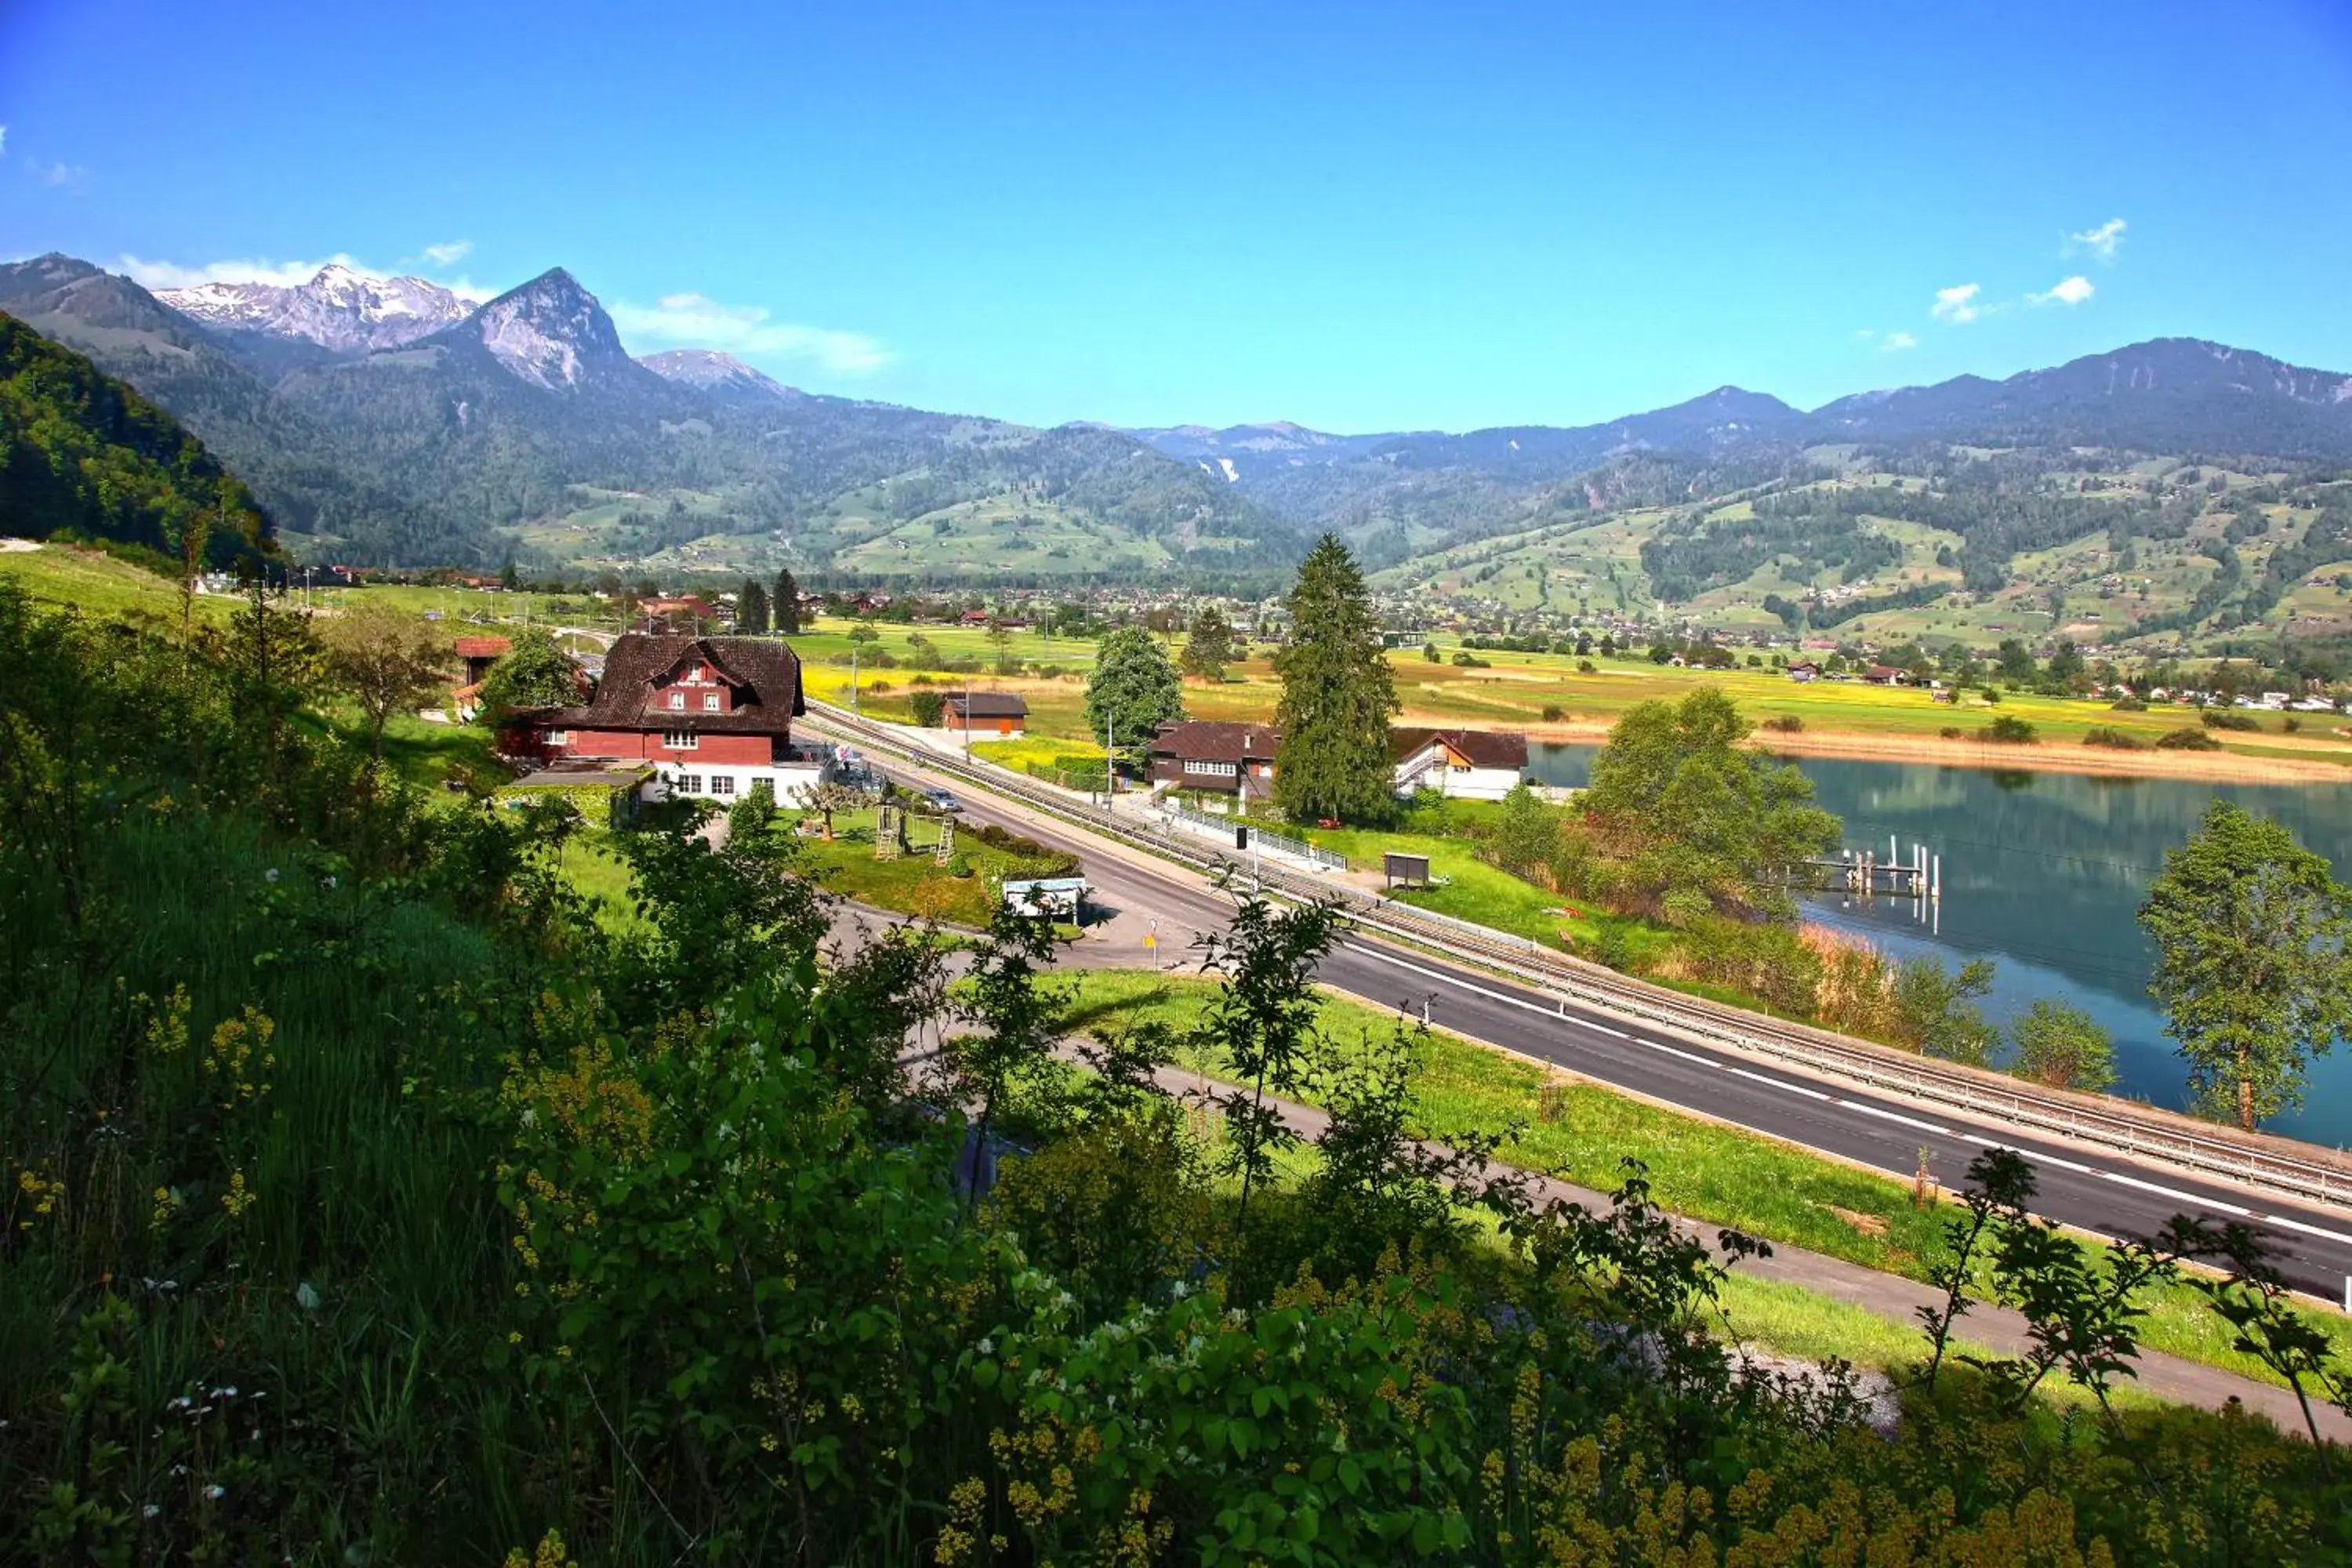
[703, 693, 721, 712]
[668, 692, 685, 710]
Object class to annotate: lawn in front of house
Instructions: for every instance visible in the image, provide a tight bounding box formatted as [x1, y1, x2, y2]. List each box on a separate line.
[787, 805, 1074, 926]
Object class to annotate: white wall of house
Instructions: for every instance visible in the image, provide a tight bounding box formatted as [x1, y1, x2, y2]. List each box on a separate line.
[643, 762, 827, 804]
[1393, 743, 1522, 801]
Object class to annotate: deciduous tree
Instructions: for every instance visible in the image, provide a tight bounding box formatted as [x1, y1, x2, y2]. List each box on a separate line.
[1083, 626, 1185, 758]
[2140, 799, 2352, 1128]
[2009, 998, 2118, 1091]
[324, 602, 449, 760]
[475, 626, 580, 719]
[1579, 688, 1839, 922]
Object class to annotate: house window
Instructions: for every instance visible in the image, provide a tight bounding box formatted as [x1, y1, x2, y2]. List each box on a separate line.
[703, 693, 721, 712]
[674, 774, 703, 794]
[1185, 759, 1239, 778]
[545, 730, 569, 747]
[710, 775, 735, 797]
[662, 731, 699, 750]
[669, 691, 685, 710]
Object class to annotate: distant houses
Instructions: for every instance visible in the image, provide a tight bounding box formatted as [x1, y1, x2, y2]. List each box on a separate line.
[943, 692, 1029, 739]
[1147, 720, 1279, 801]
[1389, 727, 1529, 801]
[1145, 720, 1530, 806]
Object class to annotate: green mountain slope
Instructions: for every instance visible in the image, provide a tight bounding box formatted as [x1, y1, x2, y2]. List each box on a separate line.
[0, 256, 1297, 578]
[0, 310, 270, 570]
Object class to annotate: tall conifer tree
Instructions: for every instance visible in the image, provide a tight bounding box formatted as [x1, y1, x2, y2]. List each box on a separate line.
[773, 568, 802, 633]
[1272, 534, 1399, 825]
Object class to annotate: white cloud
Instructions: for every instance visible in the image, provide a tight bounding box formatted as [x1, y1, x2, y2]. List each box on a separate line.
[419, 239, 473, 267]
[26, 156, 85, 188]
[119, 252, 374, 290]
[0, 126, 9, 155]
[610, 290, 891, 374]
[2030, 274, 2096, 307]
[118, 250, 497, 302]
[2064, 218, 2126, 261]
[1930, 283, 1983, 324]
[1879, 330, 1918, 352]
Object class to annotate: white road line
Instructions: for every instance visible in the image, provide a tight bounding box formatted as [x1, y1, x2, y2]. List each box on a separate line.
[2094, 1169, 2252, 1216]
[1837, 1099, 1957, 1137]
[1348, 945, 1577, 1021]
[1727, 1065, 1835, 1102]
[1630, 1035, 1718, 1067]
[2257, 1212, 2352, 1247]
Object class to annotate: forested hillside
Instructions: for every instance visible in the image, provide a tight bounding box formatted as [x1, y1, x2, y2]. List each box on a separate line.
[0, 256, 1294, 577]
[0, 311, 270, 569]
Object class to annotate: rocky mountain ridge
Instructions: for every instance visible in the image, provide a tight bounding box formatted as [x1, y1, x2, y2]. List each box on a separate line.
[158, 263, 473, 352]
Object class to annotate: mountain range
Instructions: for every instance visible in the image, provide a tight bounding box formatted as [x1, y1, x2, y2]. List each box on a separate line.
[5, 250, 2352, 593]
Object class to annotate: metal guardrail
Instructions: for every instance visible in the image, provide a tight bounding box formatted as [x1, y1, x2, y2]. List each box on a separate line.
[803, 701, 2352, 1210]
[1158, 800, 1350, 873]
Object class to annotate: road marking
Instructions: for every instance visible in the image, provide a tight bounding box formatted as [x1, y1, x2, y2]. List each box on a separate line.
[1629, 1036, 1718, 1067]
[1837, 1099, 1958, 1137]
[1727, 1065, 1835, 1102]
[2258, 1212, 2352, 1247]
[2092, 1168, 2252, 1216]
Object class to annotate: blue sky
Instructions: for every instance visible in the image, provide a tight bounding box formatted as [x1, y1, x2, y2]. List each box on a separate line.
[5, 2, 2350, 432]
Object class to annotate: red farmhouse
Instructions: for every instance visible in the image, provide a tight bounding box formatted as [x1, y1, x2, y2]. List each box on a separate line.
[517, 634, 819, 801]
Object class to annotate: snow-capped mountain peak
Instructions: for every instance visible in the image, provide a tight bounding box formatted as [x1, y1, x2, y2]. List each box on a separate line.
[158, 263, 473, 352]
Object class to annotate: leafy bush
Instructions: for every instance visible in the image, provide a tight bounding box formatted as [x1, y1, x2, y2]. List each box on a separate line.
[1761, 713, 1804, 732]
[2082, 726, 2150, 750]
[907, 688, 947, 726]
[1940, 724, 1965, 739]
[2110, 694, 2147, 711]
[1577, 658, 1598, 673]
[2204, 709, 2262, 731]
[2158, 726, 2225, 750]
[1541, 704, 1566, 721]
[1986, 714, 2038, 744]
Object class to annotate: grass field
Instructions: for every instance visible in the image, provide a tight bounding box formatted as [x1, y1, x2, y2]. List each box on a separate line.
[1054, 967, 2349, 1389]
[0, 540, 237, 624]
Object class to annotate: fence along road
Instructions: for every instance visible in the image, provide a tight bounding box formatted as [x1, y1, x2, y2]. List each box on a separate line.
[804, 702, 2352, 1303]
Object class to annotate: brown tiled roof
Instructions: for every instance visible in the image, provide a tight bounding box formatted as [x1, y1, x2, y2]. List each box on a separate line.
[454, 635, 513, 659]
[948, 693, 1029, 718]
[543, 633, 803, 734]
[1148, 720, 1279, 762]
[1390, 727, 1529, 768]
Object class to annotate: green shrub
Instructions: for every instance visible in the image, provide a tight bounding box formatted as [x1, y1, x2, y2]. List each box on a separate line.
[1761, 713, 1804, 733]
[947, 853, 974, 877]
[1985, 715, 2038, 744]
[2081, 726, 2149, 750]
[1541, 704, 1566, 722]
[2109, 694, 2147, 711]
[2158, 726, 2224, 750]
[2202, 708, 2261, 731]
[908, 688, 947, 726]
[1939, 724, 1965, 739]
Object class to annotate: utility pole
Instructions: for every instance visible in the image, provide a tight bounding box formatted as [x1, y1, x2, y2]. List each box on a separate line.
[851, 644, 860, 715]
[1105, 707, 1115, 811]
[964, 668, 973, 762]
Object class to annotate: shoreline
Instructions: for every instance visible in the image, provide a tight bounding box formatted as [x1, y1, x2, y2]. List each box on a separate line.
[1464, 715, 2352, 786]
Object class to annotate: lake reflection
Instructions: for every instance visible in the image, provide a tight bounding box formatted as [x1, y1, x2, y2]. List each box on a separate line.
[1526, 742, 2352, 1146]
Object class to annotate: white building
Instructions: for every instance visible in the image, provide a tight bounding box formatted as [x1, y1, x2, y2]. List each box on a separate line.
[1391, 727, 1530, 802]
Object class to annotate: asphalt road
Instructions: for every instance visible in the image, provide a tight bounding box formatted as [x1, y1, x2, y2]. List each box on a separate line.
[898, 764, 2352, 1303]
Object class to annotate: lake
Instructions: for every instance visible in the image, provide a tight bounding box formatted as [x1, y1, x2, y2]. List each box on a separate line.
[1524, 742, 2352, 1146]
